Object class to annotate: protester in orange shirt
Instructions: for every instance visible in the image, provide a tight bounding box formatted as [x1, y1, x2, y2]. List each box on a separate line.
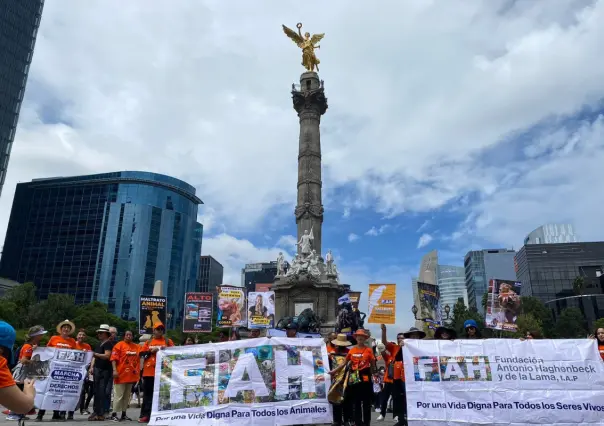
[75, 329, 92, 352]
[593, 327, 604, 362]
[110, 331, 140, 422]
[37, 320, 77, 422]
[330, 329, 375, 426]
[138, 322, 174, 423]
[0, 321, 36, 415]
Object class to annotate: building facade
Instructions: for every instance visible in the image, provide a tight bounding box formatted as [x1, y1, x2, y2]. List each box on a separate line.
[241, 262, 278, 293]
[515, 242, 604, 328]
[437, 265, 468, 320]
[0, 171, 203, 327]
[0, 0, 44, 196]
[524, 224, 579, 245]
[464, 249, 516, 315]
[198, 255, 223, 293]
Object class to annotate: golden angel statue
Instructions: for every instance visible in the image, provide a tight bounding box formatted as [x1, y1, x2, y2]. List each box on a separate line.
[282, 23, 325, 72]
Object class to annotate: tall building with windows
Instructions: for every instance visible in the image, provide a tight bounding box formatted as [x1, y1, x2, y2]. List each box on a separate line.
[0, 171, 203, 327]
[524, 224, 579, 245]
[515, 242, 604, 329]
[437, 265, 468, 319]
[464, 249, 516, 315]
[0, 0, 44, 196]
[198, 255, 223, 293]
[241, 262, 278, 293]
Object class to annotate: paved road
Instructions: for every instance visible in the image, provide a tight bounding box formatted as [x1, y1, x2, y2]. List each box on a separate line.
[0, 410, 400, 425]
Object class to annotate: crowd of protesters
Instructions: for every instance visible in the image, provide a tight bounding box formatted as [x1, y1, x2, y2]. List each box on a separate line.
[325, 321, 604, 426]
[0, 317, 602, 426]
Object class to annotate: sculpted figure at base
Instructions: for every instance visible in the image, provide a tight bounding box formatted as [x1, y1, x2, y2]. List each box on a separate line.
[297, 228, 314, 256]
[282, 23, 325, 72]
[308, 250, 321, 278]
[325, 250, 335, 275]
[276, 252, 285, 276]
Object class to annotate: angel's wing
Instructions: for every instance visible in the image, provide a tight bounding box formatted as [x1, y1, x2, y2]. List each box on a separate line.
[310, 33, 325, 45]
[282, 25, 303, 45]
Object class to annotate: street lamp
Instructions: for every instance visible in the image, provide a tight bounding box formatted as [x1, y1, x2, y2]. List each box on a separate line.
[444, 304, 451, 320]
[411, 305, 418, 319]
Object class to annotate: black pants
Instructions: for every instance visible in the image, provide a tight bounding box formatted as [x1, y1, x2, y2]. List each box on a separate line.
[93, 369, 112, 417]
[78, 380, 94, 412]
[140, 377, 155, 419]
[347, 381, 373, 426]
[380, 380, 406, 420]
[36, 410, 61, 419]
[374, 390, 382, 409]
[331, 397, 351, 425]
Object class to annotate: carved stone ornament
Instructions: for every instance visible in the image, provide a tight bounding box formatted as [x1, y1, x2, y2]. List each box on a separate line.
[292, 89, 328, 115]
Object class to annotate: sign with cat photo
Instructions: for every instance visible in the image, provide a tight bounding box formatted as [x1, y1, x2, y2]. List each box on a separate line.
[139, 295, 168, 334]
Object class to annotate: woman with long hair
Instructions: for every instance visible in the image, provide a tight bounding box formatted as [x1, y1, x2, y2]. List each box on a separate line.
[592, 327, 604, 361]
[463, 320, 482, 339]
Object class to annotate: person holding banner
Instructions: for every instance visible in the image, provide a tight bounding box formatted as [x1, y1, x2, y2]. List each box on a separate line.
[593, 327, 604, 361]
[463, 319, 482, 339]
[0, 321, 36, 415]
[327, 333, 352, 425]
[433, 326, 456, 340]
[330, 329, 375, 426]
[377, 324, 409, 424]
[138, 322, 174, 423]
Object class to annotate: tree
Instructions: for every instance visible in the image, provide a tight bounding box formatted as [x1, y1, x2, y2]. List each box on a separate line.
[1, 282, 37, 328]
[481, 292, 488, 313]
[592, 318, 604, 333]
[554, 307, 587, 338]
[572, 276, 585, 296]
[28, 294, 79, 332]
[520, 296, 554, 337]
[512, 313, 542, 338]
[451, 298, 487, 338]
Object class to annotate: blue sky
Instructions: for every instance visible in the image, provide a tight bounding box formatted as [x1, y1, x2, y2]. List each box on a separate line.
[1, 0, 604, 336]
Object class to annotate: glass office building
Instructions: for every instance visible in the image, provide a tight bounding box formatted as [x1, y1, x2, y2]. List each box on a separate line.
[0, 171, 203, 327]
[241, 262, 278, 293]
[198, 255, 223, 293]
[515, 242, 604, 329]
[0, 0, 44, 196]
[464, 249, 516, 315]
[437, 265, 468, 319]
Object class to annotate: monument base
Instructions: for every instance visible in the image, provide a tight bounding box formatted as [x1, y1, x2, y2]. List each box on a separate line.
[273, 272, 345, 336]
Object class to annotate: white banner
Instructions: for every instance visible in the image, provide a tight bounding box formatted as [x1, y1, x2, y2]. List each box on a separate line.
[22, 347, 93, 411]
[150, 337, 332, 426]
[403, 339, 604, 425]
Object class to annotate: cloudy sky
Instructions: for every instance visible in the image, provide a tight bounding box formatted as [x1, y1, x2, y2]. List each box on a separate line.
[2, 0, 604, 333]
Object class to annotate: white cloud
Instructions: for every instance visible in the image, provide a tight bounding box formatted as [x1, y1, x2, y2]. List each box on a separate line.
[365, 224, 391, 237]
[276, 235, 297, 250]
[417, 234, 434, 249]
[347, 233, 359, 242]
[417, 220, 430, 233]
[342, 208, 350, 218]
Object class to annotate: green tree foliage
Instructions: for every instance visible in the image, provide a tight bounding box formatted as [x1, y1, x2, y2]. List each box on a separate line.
[481, 292, 488, 313]
[554, 307, 587, 338]
[451, 298, 489, 337]
[590, 318, 604, 334]
[2, 282, 37, 328]
[519, 296, 554, 337]
[512, 313, 543, 338]
[572, 276, 585, 296]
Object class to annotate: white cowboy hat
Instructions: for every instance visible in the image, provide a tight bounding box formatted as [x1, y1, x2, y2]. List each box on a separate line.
[96, 324, 111, 334]
[56, 320, 76, 335]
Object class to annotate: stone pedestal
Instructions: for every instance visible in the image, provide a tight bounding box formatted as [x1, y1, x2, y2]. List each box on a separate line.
[273, 272, 345, 335]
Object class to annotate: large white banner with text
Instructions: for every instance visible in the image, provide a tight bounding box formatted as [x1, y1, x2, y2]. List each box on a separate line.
[20, 347, 93, 411]
[150, 337, 332, 426]
[403, 339, 604, 425]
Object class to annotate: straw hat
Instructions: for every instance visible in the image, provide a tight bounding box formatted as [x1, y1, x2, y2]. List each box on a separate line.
[331, 334, 352, 347]
[56, 319, 76, 335]
[96, 324, 111, 334]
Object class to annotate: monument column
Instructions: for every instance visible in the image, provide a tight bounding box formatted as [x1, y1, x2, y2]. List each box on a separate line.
[293, 72, 327, 256]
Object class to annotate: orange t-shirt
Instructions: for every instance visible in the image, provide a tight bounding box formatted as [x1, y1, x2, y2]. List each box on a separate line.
[111, 341, 141, 384]
[75, 342, 92, 352]
[19, 343, 34, 361]
[47, 336, 77, 349]
[142, 337, 174, 377]
[599, 344, 604, 361]
[383, 342, 405, 383]
[346, 346, 375, 372]
[0, 357, 15, 389]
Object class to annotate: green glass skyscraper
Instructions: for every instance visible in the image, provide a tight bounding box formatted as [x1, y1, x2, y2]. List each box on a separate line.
[0, 0, 44, 196]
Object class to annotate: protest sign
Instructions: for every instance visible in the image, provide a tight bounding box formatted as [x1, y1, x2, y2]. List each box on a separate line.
[347, 291, 361, 309]
[216, 286, 247, 327]
[266, 329, 322, 339]
[485, 279, 522, 331]
[417, 281, 441, 329]
[367, 284, 396, 324]
[403, 339, 604, 425]
[18, 347, 93, 411]
[150, 337, 332, 426]
[183, 292, 213, 333]
[247, 291, 275, 329]
[139, 295, 167, 334]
